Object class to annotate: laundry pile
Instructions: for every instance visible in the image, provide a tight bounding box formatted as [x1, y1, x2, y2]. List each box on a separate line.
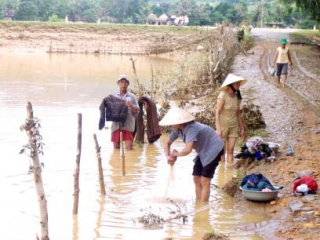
[235, 136, 280, 162]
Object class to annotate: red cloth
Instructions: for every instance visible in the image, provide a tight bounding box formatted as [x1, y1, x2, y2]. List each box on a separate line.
[111, 129, 133, 142]
[292, 176, 318, 192]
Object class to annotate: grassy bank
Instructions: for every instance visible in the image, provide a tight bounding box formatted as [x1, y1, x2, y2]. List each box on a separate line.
[290, 30, 320, 43]
[0, 21, 209, 35]
[289, 30, 320, 77]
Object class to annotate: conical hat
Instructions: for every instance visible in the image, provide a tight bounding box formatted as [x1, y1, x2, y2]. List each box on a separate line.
[220, 73, 247, 91]
[159, 106, 195, 126]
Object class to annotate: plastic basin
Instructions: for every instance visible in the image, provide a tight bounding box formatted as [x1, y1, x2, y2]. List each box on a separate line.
[240, 186, 281, 202]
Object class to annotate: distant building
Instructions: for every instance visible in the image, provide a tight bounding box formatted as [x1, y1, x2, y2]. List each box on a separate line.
[157, 13, 168, 25]
[3, 10, 15, 21]
[147, 13, 157, 24]
[167, 15, 189, 26]
[265, 22, 285, 28]
[147, 13, 188, 26]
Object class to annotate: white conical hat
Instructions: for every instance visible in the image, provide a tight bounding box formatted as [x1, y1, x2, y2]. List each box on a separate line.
[220, 73, 247, 91]
[159, 106, 195, 126]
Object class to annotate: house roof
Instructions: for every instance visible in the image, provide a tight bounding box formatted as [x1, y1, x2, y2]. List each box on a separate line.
[158, 13, 168, 21]
[148, 13, 157, 20]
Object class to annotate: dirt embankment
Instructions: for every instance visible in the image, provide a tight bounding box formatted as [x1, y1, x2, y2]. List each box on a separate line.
[0, 22, 216, 55]
[231, 28, 320, 240]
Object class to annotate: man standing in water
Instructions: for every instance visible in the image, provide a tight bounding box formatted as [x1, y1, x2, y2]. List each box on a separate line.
[160, 106, 224, 202]
[111, 75, 139, 150]
[272, 38, 293, 87]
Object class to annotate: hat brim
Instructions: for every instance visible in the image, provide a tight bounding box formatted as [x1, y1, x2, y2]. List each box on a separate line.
[220, 73, 247, 91]
[159, 106, 195, 126]
[117, 78, 130, 84]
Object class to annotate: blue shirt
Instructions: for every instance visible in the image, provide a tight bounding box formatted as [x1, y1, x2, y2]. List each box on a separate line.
[169, 121, 224, 167]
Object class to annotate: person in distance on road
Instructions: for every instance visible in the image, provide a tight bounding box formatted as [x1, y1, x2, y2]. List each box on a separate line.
[272, 38, 294, 87]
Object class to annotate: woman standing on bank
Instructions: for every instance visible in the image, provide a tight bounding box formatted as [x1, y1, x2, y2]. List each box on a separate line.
[216, 73, 247, 163]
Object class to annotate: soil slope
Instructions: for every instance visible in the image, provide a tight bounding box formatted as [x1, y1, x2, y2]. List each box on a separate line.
[0, 22, 213, 54]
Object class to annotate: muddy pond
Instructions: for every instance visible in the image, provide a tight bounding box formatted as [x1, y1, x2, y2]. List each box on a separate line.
[0, 52, 267, 240]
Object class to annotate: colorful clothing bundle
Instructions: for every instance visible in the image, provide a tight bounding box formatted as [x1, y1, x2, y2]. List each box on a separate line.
[292, 176, 318, 193]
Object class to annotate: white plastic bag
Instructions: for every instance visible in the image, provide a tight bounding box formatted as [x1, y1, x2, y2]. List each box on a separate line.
[268, 67, 276, 76]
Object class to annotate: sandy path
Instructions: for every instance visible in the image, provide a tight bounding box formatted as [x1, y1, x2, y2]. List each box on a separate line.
[231, 28, 320, 239]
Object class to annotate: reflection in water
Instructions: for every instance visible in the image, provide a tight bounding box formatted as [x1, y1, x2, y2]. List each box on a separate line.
[73, 215, 79, 240]
[193, 202, 213, 238]
[93, 195, 106, 240]
[0, 53, 269, 240]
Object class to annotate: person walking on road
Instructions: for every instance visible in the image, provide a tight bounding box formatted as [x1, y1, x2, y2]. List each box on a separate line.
[215, 73, 246, 164]
[272, 38, 293, 87]
[160, 106, 224, 202]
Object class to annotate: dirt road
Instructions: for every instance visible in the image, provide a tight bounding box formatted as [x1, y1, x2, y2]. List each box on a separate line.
[231, 28, 320, 239]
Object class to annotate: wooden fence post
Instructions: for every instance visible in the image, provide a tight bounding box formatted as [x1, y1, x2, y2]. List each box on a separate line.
[23, 102, 49, 240]
[93, 134, 106, 195]
[73, 113, 82, 215]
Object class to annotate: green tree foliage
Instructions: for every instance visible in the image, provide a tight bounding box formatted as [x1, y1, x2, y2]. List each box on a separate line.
[48, 13, 63, 22]
[2, 0, 318, 28]
[280, 0, 320, 23]
[151, 2, 170, 16]
[211, 2, 238, 24]
[14, 0, 39, 21]
[35, 0, 57, 21]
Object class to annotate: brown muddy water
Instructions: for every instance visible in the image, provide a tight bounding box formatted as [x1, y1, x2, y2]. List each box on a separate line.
[1, 53, 267, 240]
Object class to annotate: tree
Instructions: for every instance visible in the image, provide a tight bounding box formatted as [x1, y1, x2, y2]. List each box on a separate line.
[151, 2, 171, 16]
[212, 2, 237, 24]
[196, 3, 214, 26]
[280, 0, 320, 22]
[14, 0, 39, 21]
[35, 0, 57, 21]
[171, 0, 197, 16]
[134, 2, 152, 24]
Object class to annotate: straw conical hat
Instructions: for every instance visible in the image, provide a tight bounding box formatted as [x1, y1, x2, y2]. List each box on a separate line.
[159, 106, 195, 126]
[220, 73, 247, 91]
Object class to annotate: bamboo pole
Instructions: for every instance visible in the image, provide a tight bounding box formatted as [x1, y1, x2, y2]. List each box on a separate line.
[150, 64, 154, 101]
[130, 57, 143, 98]
[24, 102, 49, 240]
[73, 113, 82, 215]
[120, 131, 125, 176]
[93, 134, 106, 195]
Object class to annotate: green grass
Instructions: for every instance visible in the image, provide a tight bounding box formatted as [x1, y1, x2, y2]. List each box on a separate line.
[0, 20, 210, 34]
[290, 30, 320, 43]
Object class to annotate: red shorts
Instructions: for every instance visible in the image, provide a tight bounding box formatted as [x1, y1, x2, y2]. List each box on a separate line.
[111, 129, 134, 142]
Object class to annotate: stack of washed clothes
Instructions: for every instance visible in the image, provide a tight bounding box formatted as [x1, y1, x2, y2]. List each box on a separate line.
[241, 173, 281, 191]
